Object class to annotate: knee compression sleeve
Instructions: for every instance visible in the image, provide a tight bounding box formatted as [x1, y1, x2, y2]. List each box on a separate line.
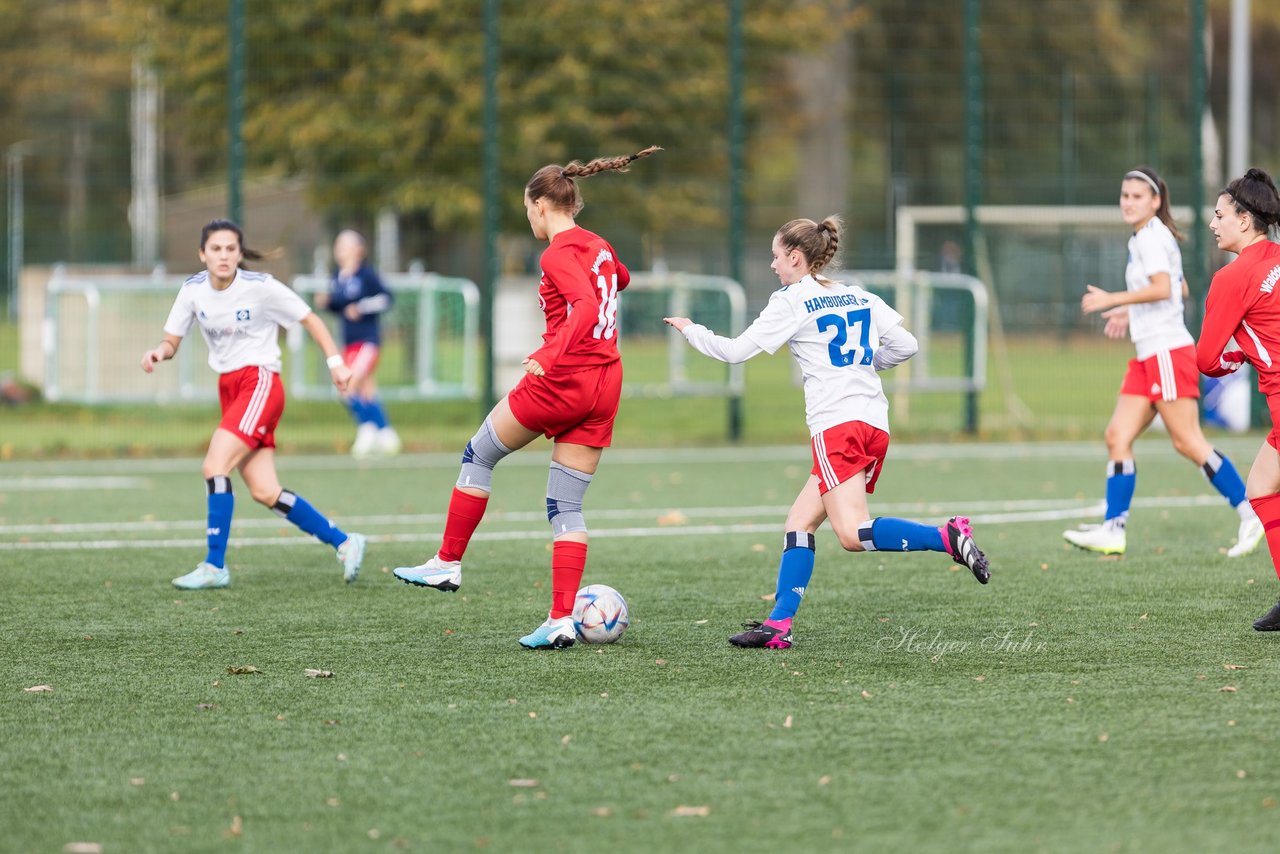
[457, 417, 513, 493]
[546, 461, 593, 536]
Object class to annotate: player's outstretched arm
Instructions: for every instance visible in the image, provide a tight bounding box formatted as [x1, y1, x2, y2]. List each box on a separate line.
[141, 334, 183, 373]
[299, 312, 352, 393]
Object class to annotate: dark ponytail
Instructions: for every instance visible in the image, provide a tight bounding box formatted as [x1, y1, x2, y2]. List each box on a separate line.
[1222, 168, 1280, 234]
[199, 218, 265, 267]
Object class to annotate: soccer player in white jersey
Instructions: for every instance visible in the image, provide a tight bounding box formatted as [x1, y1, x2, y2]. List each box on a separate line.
[664, 216, 989, 649]
[1062, 167, 1263, 558]
[140, 219, 368, 589]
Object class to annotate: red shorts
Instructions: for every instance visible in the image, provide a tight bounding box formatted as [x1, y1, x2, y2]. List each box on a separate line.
[344, 342, 380, 378]
[508, 361, 623, 447]
[1120, 346, 1200, 402]
[1267, 393, 1280, 452]
[218, 366, 285, 450]
[810, 420, 890, 495]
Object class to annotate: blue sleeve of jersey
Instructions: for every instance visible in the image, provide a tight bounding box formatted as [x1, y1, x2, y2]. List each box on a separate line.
[327, 275, 351, 312]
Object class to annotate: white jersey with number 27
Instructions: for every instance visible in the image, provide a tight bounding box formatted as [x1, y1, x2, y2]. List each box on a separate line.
[742, 275, 904, 435]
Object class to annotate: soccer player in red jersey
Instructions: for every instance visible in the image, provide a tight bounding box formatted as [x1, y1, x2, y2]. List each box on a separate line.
[140, 220, 368, 589]
[1196, 168, 1280, 630]
[394, 146, 661, 649]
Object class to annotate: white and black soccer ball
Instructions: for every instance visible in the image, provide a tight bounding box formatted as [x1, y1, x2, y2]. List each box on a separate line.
[572, 584, 630, 644]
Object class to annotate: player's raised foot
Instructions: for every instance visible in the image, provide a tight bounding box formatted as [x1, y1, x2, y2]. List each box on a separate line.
[519, 615, 576, 649]
[336, 532, 367, 583]
[393, 556, 461, 592]
[172, 562, 230, 590]
[1253, 600, 1280, 631]
[943, 516, 990, 583]
[376, 426, 402, 457]
[729, 619, 793, 649]
[1228, 515, 1265, 558]
[1062, 521, 1126, 556]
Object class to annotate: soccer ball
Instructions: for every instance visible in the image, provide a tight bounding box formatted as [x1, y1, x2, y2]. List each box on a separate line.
[572, 584, 630, 644]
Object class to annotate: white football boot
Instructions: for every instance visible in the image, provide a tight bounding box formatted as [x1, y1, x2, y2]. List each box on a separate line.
[1063, 520, 1126, 555]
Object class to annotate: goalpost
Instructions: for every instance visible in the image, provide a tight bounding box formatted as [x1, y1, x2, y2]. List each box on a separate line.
[893, 204, 1208, 432]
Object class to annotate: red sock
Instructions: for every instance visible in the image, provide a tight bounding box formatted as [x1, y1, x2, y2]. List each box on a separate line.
[438, 488, 488, 563]
[1249, 494, 1280, 580]
[550, 540, 588, 618]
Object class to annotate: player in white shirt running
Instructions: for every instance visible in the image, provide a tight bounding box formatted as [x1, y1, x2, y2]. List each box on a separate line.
[664, 215, 989, 650]
[1062, 166, 1263, 558]
[140, 219, 368, 589]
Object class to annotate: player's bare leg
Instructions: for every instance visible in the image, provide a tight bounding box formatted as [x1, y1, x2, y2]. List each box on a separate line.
[173, 428, 255, 589]
[1157, 396, 1261, 557]
[1064, 394, 1154, 555]
[240, 446, 365, 582]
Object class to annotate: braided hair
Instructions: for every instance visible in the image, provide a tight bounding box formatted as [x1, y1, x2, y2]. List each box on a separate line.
[525, 145, 662, 216]
[776, 215, 843, 277]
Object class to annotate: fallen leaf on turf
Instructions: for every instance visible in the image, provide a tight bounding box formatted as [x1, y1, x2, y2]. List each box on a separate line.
[169, 791, 180, 802]
[62, 844, 102, 854]
[878, 617, 890, 623]
[225, 816, 243, 838]
[324, 719, 340, 725]
[1220, 686, 1239, 693]
[656, 511, 687, 526]
[326, 797, 340, 807]
[593, 807, 612, 817]
[760, 592, 776, 602]
[560, 735, 571, 745]
[818, 775, 831, 786]
[1238, 770, 1248, 779]
[304, 669, 334, 678]
[1097, 733, 1109, 743]
[1264, 798, 1276, 809]
[367, 829, 381, 839]
[655, 659, 668, 666]
[196, 703, 216, 712]
[1224, 664, 1246, 671]
[130, 778, 145, 786]
[695, 620, 708, 625]
[337, 754, 347, 761]
[671, 805, 711, 817]
[23, 685, 54, 693]
[861, 691, 873, 699]
[783, 715, 793, 728]
[528, 712, 537, 719]
[275, 714, 285, 720]
[751, 544, 767, 552]
[1139, 613, 1148, 620]
[509, 779, 539, 788]
[225, 665, 262, 675]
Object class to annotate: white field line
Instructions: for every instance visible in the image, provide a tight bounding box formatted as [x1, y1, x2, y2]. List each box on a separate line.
[0, 497, 1102, 535]
[0, 438, 1254, 478]
[0, 476, 148, 491]
[0, 494, 1223, 552]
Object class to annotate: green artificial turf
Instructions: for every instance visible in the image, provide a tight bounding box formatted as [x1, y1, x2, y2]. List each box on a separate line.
[3, 439, 1280, 852]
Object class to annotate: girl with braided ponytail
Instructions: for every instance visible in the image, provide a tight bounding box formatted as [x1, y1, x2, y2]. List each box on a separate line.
[395, 146, 660, 650]
[666, 216, 990, 650]
[1197, 167, 1280, 630]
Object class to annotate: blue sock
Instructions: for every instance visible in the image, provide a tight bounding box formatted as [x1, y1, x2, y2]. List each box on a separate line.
[368, 398, 389, 429]
[344, 398, 365, 426]
[768, 532, 816, 621]
[1105, 459, 1136, 522]
[273, 490, 347, 549]
[204, 476, 234, 568]
[858, 517, 946, 553]
[1203, 449, 1247, 507]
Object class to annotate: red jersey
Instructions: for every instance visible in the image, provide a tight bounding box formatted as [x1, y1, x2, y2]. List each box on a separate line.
[528, 226, 630, 374]
[1197, 240, 1280, 395]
